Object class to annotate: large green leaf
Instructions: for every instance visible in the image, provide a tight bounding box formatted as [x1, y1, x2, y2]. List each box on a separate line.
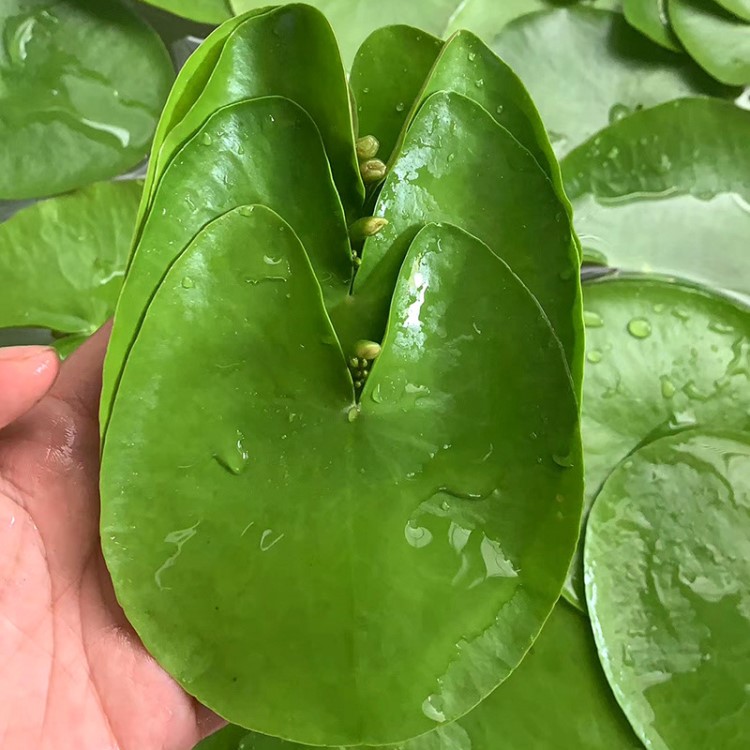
[585, 430, 750, 750]
[491, 7, 731, 156]
[140, 0, 233, 24]
[352, 91, 582, 382]
[195, 602, 642, 750]
[0, 180, 141, 335]
[713, 0, 750, 21]
[563, 98, 750, 304]
[100, 96, 352, 433]
[0, 0, 173, 200]
[565, 275, 750, 607]
[623, 0, 682, 49]
[668, 0, 750, 84]
[101, 212, 581, 746]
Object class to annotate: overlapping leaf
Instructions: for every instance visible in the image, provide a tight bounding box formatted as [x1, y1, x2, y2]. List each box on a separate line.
[0, 0, 173, 200]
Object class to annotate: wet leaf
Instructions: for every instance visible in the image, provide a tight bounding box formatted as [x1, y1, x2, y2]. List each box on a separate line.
[563, 98, 750, 304]
[491, 7, 732, 156]
[101, 214, 581, 746]
[623, 0, 682, 49]
[668, 0, 750, 84]
[0, 180, 142, 335]
[0, 0, 173, 200]
[585, 429, 750, 750]
[565, 275, 750, 607]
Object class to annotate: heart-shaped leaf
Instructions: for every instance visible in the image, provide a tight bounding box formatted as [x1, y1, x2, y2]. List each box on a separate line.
[196, 602, 643, 750]
[0, 180, 142, 336]
[563, 98, 750, 304]
[668, 0, 750, 84]
[566, 275, 750, 606]
[623, 0, 682, 49]
[101, 207, 581, 744]
[0, 0, 174, 200]
[491, 7, 732, 156]
[585, 429, 750, 750]
[140, 0, 233, 24]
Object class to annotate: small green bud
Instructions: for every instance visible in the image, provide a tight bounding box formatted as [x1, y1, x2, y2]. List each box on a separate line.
[355, 340, 382, 360]
[360, 158, 387, 183]
[354, 379, 363, 389]
[349, 357, 359, 369]
[356, 135, 380, 160]
[349, 216, 389, 241]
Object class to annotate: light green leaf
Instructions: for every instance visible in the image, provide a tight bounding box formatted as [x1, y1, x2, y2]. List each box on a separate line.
[0, 180, 142, 335]
[563, 98, 750, 304]
[585, 430, 750, 750]
[0, 0, 173, 200]
[623, 0, 682, 49]
[102, 214, 581, 746]
[565, 275, 750, 607]
[713, 0, 750, 21]
[140, 0, 233, 24]
[491, 7, 732, 156]
[669, 0, 750, 84]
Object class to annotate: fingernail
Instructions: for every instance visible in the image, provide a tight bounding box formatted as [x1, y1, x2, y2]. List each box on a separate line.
[0, 346, 57, 365]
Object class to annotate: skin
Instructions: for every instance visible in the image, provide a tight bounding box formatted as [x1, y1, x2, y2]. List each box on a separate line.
[0, 328, 222, 750]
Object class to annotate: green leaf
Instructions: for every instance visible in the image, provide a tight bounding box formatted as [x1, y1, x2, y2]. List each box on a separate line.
[145, 6, 363, 226]
[491, 7, 732, 156]
[0, 0, 174, 200]
[194, 725, 249, 750]
[713, 0, 750, 21]
[350, 26, 444, 164]
[100, 96, 352, 433]
[101, 214, 582, 746]
[563, 98, 750, 305]
[140, 0, 233, 24]
[623, 0, 682, 50]
[352, 91, 582, 382]
[565, 275, 750, 607]
[0, 180, 142, 335]
[585, 429, 750, 750]
[668, 0, 750, 84]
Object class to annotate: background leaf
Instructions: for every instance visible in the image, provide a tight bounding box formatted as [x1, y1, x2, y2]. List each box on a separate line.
[140, 0, 233, 24]
[0, 0, 174, 199]
[585, 430, 750, 750]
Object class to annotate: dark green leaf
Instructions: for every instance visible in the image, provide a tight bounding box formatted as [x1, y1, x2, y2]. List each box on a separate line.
[668, 0, 750, 84]
[563, 98, 750, 304]
[491, 7, 732, 156]
[102, 215, 581, 746]
[0, 180, 142, 335]
[565, 275, 750, 606]
[623, 0, 682, 50]
[585, 429, 750, 750]
[0, 0, 173, 200]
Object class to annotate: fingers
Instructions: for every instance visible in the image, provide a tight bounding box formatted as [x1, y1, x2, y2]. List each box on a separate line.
[0, 346, 60, 430]
[48, 322, 112, 422]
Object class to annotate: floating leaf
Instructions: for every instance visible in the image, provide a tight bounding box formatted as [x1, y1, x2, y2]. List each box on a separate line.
[102, 212, 581, 745]
[623, 0, 682, 49]
[491, 7, 731, 155]
[585, 430, 750, 750]
[668, 0, 750, 84]
[563, 98, 750, 304]
[0, 180, 142, 335]
[0, 0, 173, 200]
[565, 274, 750, 607]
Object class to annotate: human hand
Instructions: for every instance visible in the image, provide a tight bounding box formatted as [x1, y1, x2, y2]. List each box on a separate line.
[0, 329, 221, 750]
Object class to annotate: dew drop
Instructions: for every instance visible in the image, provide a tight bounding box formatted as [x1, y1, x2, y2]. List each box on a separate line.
[627, 317, 652, 339]
[200, 132, 213, 146]
[583, 310, 604, 328]
[422, 694, 446, 723]
[496, 104, 504, 115]
[553, 453, 575, 469]
[475, 78, 484, 88]
[395, 102, 405, 113]
[608, 103, 631, 124]
[660, 376, 676, 399]
[181, 276, 194, 289]
[708, 320, 734, 334]
[371, 383, 384, 403]
[213, 430, 249, 475]
[586, 349, 603, 364]
[468, 51, 476, 61]
[404, 521, 433, 549]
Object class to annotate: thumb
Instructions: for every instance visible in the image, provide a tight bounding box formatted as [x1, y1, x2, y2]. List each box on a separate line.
[0, 346, 60, 430]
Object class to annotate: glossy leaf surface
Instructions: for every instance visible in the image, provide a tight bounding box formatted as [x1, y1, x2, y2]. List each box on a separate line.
[491, 7, 730, 155]
[140, 1, 233, 24]
[102, 214, 582, 745]
[0, 0, 173, 200]
[355, 91, 582, 380]
[350, 26, 443, 163]
[586, 430, 750, 750]
[100, 96, 351, 431]
[669, 0, 750, 84]
[563, 98, 750, 304]
[623, 0, 681, 49]
[566, 275, 750, 606]
[0, 180, 142, 335]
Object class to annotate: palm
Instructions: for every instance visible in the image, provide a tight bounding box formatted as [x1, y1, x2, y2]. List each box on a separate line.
[0, 332, 218, 750]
